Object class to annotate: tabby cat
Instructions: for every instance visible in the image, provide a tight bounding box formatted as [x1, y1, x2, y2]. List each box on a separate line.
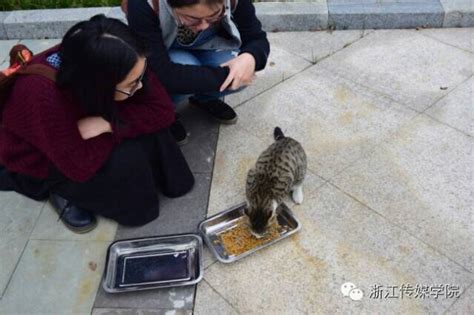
[245, 127, 307, 237]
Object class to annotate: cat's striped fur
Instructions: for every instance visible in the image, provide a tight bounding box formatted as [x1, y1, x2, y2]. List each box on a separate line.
[245, 127, 307, 236]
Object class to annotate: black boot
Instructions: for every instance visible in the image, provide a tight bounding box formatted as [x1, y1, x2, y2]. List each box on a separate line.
[49, 193, 97, 233]
[189, 96, 238, 124]
[169, 113, 189, 145]
[0, 166, 14, 191]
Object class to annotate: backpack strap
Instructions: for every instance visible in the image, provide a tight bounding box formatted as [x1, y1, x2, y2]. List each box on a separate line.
[34, 44, 62, 61]
[17, 64, 57, 82]
[15, 44, 61, 82]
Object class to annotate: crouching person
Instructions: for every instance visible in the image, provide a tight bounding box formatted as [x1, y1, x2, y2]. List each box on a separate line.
[0, 15, 194, 233]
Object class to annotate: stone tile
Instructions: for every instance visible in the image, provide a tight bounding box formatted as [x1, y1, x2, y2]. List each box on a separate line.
[114, 173, 211, 240]
[0, 192, 44, 297]
[4, 8, 111, 39]
[224, 69, 281, 108]
[446, 282, 474, 314]
[181, 131, 218, 174]
[331, 115, 473, 271]
[329, 0, 439, 2]
[178, 104, 220, 173]
[440, 0, 474, 27]
[19, 38, 61, 54]
[194, 280, 238, 315]
[30, 203, 117, 241]
[92, 308, 192, 315]
[420, 27, 474, 52]
[208, 127, 269, 217]
[267, 30, 364, 63]
[255, 2, 328, 32]
[178, 103, 219, 137]
[327, 0, 444, 29]
[259, 0, 327, 3]
[94, 286, 195, 310]
[202, 178, 474, 313]
[362, 28, 374, 36]
[106, 7, 127, 24]
[202, 246, 217, 269]
[0, 12, 11, 39]
[235, 66, 417, 179]
[319, 30, 473, 111]
[225, 45, 311, 107]
[208, 125, 326, 217]
[425, 76, 473, 136]
[0, 240, 109, 314]
[0, 39, 19, 64]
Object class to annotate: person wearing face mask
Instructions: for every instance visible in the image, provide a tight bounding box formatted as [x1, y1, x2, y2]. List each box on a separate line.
[123, 0, 270, 144]
[0, 15, 194, 233]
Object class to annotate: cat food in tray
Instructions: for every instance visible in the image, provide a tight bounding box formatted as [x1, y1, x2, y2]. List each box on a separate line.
[102, 234, 203, 293]
[199, 202, 301, 263]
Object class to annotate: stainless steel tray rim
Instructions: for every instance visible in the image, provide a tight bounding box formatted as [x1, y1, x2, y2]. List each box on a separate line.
[103, 233, 204, 293]
[199, 202, 302, 264]
[102, 270, 204, 293]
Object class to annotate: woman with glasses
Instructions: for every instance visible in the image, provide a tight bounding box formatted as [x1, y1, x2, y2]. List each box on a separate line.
[0, 15, 194, 233]
[123, 0, 270, 144]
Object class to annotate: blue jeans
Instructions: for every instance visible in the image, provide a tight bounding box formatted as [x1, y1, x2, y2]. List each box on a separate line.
[169, 49, 244, 104]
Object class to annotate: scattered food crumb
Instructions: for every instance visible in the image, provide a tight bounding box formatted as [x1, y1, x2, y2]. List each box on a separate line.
[440, 86, 448, 90]
[88, 261, 97, 271]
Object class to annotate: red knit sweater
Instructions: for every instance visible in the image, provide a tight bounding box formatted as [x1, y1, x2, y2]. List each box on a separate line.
[0, 52, 175, 183]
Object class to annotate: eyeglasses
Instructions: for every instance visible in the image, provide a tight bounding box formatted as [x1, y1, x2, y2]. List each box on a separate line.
[175, 6, 225, 27]
[115, 59, 147, 97]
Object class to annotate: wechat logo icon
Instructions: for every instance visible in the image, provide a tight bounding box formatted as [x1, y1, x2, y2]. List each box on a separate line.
[341, 282, 364, 301]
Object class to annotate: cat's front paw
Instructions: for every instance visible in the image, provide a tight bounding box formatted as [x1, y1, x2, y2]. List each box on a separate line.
[292, 185, 304, 204]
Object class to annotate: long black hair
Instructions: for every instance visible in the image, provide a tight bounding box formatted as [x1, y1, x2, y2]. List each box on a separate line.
[56, 14, 147, 123]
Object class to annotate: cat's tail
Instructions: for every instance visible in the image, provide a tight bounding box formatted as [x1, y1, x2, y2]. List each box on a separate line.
[274, 127, 285, 141]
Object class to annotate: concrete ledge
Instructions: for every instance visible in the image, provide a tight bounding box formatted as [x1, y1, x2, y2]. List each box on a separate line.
[0, 12, 9, 39]
[106, 6, 127, 23]
[440, 0, 474, 27]
[256, 2, 328, 31]
[328, 1, 445, 29]
[3, 7, 111, 39]
[0, 2, 472, 39]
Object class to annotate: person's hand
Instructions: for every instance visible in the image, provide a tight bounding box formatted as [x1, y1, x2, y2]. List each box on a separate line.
[1, 64, 21, 77]
[77, 117, 112, 140]
[219, 53, 256, 92]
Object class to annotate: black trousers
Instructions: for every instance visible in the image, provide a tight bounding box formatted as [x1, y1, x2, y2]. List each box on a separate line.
[0, 129, 194, 226]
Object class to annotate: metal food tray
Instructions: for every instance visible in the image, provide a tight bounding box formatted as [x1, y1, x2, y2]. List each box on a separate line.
[102, 234, 203, 293]
[199, 202, 301, 263]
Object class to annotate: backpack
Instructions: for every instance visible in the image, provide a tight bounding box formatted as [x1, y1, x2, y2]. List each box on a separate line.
[0, 44, 57, 122]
